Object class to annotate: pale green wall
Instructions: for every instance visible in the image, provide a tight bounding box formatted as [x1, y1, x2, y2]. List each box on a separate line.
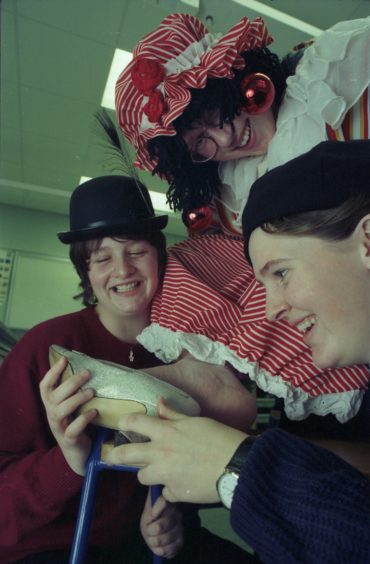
[0, 205, 70, 258]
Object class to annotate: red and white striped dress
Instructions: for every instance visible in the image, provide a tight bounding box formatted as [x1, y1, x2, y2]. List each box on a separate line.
[138, 18, 370, 423]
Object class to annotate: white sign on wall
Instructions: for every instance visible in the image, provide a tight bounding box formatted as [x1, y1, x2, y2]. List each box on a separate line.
[0, 249, 14, 306]
[5, 252, 82, 330]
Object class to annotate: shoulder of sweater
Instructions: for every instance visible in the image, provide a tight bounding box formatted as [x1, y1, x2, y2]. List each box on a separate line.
[6, 307, 91, 358]
[25, 307, 89, 337]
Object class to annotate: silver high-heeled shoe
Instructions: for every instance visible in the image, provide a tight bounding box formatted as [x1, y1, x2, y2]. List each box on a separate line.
[49, 344, 200, 431]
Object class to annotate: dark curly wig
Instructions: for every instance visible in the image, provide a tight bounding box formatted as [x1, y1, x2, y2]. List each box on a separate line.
[147, 48, 289, 213]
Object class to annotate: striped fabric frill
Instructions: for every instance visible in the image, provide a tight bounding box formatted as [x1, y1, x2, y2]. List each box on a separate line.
[326, 86, 370, 141]
[140, 234, 370, 422]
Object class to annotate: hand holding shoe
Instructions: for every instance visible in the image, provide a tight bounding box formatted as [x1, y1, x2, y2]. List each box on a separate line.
[40, 355, 98, 475]
[49, 345, 200, 434]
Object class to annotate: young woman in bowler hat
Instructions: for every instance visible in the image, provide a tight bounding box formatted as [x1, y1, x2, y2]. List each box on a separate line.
[0, 175, 256, 563]
[114, 13, 370, 425]
[106, 140, 370, 564]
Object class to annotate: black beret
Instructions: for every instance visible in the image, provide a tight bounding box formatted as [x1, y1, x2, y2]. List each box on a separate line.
[242, 140, 370, 262]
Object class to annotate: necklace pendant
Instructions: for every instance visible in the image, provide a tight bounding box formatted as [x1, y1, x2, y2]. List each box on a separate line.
[129, 347, 134, 363]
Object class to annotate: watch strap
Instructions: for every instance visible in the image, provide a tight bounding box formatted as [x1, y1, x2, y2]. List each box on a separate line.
[226, 435, 257, 474]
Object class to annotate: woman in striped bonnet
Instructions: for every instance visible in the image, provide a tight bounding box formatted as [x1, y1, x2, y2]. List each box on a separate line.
[115, 12, 370, 424]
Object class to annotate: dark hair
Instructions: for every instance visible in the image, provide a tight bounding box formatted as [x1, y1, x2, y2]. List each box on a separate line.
[148, 48, 288, 213]
[69, 232, 167, 306]
[261, 194, 370, 241]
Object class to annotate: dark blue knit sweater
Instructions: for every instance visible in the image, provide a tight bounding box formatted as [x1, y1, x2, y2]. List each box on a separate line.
[230, 425, 370, 563]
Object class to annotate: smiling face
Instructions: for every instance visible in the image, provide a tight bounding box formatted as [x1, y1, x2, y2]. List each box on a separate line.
[182, 107, 276, 163]
[249, 226, 370, 368]
[87, 237, 159, 327]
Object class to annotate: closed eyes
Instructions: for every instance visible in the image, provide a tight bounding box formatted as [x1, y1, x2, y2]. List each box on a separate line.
[273, 268, 288, 282]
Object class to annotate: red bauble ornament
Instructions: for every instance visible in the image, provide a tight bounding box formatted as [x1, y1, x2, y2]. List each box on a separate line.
[241, 73, 275, 114]
[182, 206, 213, 231]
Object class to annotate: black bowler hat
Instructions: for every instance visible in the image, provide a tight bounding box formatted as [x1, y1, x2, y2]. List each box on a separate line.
[242, 140, 370, 262]
[58, 175, 168, 244]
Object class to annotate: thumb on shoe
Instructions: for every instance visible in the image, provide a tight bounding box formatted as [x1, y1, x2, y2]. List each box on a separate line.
[157, 397, 189, 421]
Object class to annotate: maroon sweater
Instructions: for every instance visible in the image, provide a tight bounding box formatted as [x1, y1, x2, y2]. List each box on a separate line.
[0, 307, 161, 562]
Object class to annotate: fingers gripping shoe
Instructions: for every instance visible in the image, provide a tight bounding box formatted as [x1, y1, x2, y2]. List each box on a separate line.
[49, 344, 200, 431]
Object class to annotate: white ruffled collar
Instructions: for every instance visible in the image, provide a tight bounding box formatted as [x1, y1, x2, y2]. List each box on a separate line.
[219, 17, 370, 202]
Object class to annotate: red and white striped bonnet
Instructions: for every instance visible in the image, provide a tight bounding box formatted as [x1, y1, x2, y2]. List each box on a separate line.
[115, 13, 273, 173]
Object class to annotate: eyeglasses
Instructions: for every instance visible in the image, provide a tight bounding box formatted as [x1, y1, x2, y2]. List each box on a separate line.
[190, 135, 219, 164]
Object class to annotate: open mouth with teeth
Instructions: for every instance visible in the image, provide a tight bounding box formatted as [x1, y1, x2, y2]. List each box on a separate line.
[297, 315, 317, 335]
[237, 119, 251, 148]
[111, 282, 141, 293]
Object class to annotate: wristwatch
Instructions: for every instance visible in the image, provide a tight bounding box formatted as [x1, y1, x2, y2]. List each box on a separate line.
[216, 436, 257, 509]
